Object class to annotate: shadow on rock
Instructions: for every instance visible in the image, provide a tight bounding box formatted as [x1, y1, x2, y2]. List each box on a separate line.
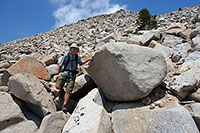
[11, 95, 42, 128]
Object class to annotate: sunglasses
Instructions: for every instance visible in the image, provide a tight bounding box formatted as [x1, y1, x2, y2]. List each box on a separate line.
[71, 47, 78, 50]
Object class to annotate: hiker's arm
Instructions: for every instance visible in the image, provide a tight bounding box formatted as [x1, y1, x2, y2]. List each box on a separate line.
[57, 65, 61, 74]
[81, 57, 93, 65]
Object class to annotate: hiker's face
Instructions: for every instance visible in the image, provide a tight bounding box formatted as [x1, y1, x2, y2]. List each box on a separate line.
[70, 48, 78, 55]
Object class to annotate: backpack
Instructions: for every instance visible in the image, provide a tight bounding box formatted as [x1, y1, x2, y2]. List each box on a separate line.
[61, 53, 78, 73]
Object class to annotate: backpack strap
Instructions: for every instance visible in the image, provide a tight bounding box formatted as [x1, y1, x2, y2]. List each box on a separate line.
[61, 53, 79, 72]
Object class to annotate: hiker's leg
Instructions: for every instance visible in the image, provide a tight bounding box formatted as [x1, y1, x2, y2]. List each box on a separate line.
[63, 78, 75, 105]
[56, 74, 67, 98]
[63, 90, 70, 105]
[55, 75, 66, 90]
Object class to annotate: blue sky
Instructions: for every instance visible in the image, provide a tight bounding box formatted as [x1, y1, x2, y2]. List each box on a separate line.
[0, 0, 199, 43]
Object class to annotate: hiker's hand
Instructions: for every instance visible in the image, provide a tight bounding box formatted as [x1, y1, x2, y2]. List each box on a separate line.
[88, 57, 93, 61]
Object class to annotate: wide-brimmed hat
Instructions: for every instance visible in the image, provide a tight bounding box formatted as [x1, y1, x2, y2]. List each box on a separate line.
[70, 43, 79, 49]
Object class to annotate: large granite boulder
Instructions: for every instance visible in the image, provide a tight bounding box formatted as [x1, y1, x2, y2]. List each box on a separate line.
[86, 42, 167, 101]
[8, 73, 56, 117]
[112, 95, 199, 133]
[62, 88, 112, 133]
[1, 56, 50, 86]
[0, 92, 38, 133]
[184, 103, 200, 130]
[1, 121, 38, 133]
[0, 92, 25, 130]
[38, 111, 70, 133]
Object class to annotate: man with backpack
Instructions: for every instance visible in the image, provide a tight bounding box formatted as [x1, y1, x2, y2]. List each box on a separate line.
[55, 43, 92, 111]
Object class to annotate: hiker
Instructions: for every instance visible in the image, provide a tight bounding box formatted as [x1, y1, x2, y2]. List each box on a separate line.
[55, 43, 92, 111]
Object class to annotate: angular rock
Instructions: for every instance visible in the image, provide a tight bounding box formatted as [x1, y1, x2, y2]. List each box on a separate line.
[0, 85, 8, 92]
[1, 121, 38, 133]
[112, 95, 199, 133]
[71, 74, 97, 100]
[0, 92, 25, 130]
[184, 103, 200, 130]
[179, 51, 200, 87]
[165, 73, 197, 100]
[86, 42, 167, 101]
[178, 28, 191, 39]
[166, 23, 186, 35]
[62, 88, 112, 133]
[149, 40, 174, 58]
[8, 73, 56, 117]
[0, 61, 11, 69]
[161, 34, 183, 48]
[172, 42, 192, 59]
[128, 31, 159, 46]
[179, 51, 200, 72]
[41, 52, 58, 66]
[46, 64, 58, 77]
[1, 56, 50, 86]
[190, 88, 200, 102]
[190, 26, 200, 39]
[192, 34, 200, 51]
[38, 111, 70, 133]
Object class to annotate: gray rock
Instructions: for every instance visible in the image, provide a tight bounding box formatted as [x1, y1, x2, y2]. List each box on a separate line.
[166, 23, 186, 36]
[0, 92, 25, 130]
[192, 34, 200, 51]
[8, 73, 56, 117]
[86, 42, 167, 101]
[38, 111, 70, 133]
[112, 95, 199, 133]
[190, 88, 200, 102]
[46, 64, 58, 77]
[180, 51, 200, 72]
[161, 34, 184, 48]
[41, 52, 58, 66]
[149, 40, 174, 58]
[62, 88, 112, 133]
[0, 120, 38, 133]
[0, 85, 8, 92]
[0, 61, 11, 69]
[171, 54, 181, 62]
[184, 103, 200, 130]
[190, 26, 200, 39]
[165, 73, 197, 100]
[179, 51, 200, 86]
[128, 31, 159, 46]
[71, 74, 96, 99]
[172, 42, 191, 59]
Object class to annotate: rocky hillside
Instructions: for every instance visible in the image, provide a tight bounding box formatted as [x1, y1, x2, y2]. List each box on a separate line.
[0, 4, 200, 133]
[0, 5, 199, 59]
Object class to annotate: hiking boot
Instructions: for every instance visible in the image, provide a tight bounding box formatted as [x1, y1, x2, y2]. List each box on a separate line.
[59, 89, 65, 99]
[62, 104, 67, 111]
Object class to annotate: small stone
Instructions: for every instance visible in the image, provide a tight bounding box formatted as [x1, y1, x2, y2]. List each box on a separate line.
[142, 96, 151, 105]
[149, 103, 156, 109]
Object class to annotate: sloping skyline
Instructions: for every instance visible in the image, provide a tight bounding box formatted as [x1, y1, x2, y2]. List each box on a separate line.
[0, 0, 199, 43]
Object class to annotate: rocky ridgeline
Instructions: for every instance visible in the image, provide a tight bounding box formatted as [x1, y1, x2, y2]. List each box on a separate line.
[0, 9, 138, 59]
[1, 5, 200, 60]
[157, 5, 200, 27]
[0, 5, 200, 133]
